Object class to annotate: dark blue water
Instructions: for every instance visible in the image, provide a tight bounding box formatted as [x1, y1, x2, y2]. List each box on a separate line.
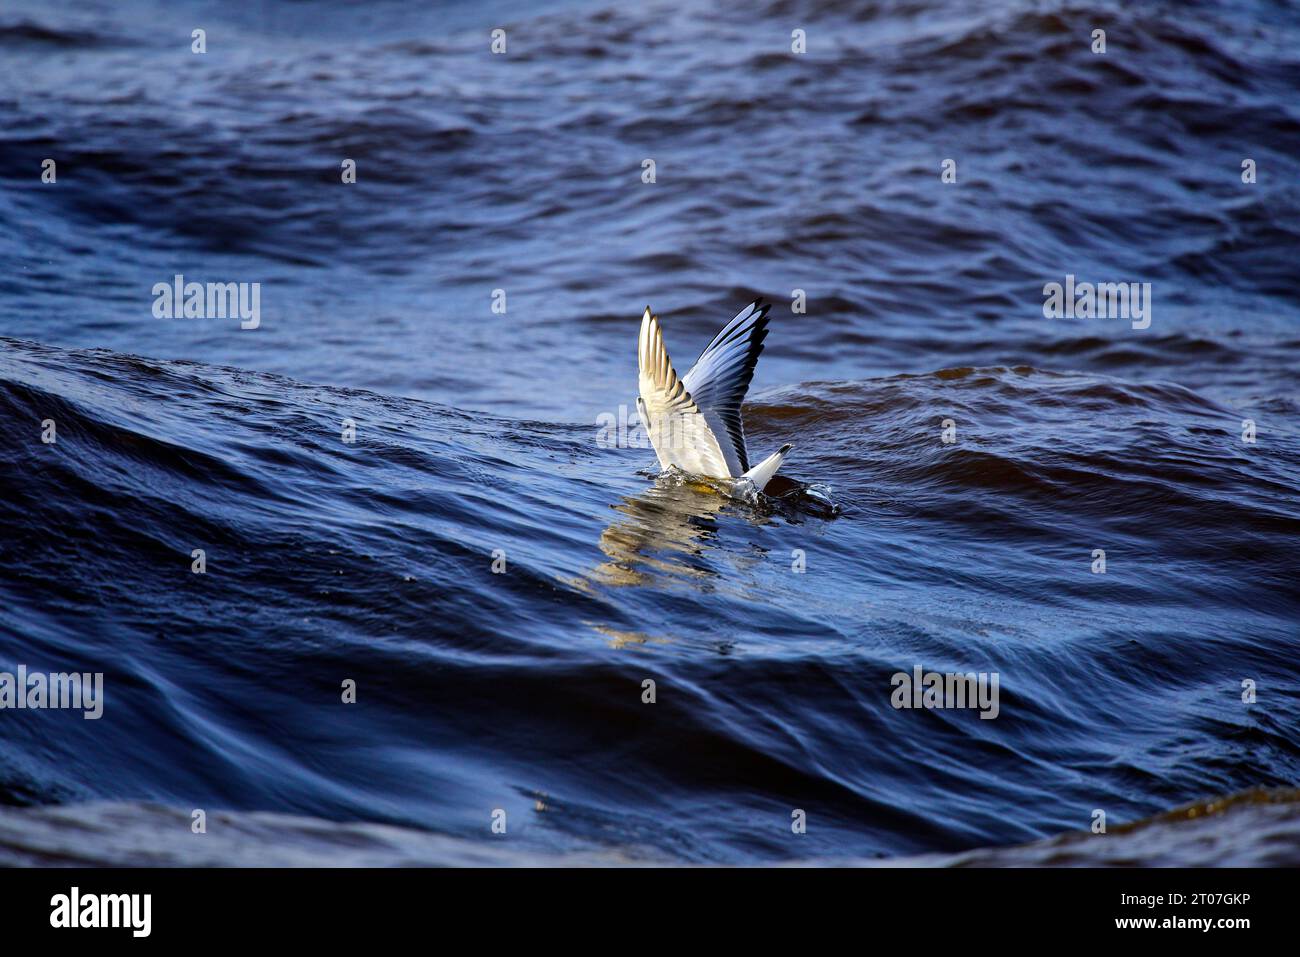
[1, 0, 1298, 863]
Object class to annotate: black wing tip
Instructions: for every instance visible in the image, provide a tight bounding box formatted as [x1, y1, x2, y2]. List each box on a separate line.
[779, 443, 793, 454]
[749, 299, 772, 347]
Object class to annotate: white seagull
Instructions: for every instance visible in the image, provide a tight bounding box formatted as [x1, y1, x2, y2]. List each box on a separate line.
[636, 300, 791, 492]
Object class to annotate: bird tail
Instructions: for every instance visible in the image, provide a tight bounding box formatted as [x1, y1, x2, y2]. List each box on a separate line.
[741, 443, 792, 491]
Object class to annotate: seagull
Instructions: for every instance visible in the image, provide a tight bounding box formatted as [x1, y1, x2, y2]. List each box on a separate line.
[636, 299, 791, 492]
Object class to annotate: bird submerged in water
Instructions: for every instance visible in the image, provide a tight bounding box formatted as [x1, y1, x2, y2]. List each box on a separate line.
[637, 299, 791, 493]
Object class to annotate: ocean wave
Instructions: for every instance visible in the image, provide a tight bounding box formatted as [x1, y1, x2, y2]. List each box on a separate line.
[2, 337, 1297, 861]
[3, 787, 1296, 866]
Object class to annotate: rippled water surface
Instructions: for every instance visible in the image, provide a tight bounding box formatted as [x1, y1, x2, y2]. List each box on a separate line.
[1, 0, 1298, 864]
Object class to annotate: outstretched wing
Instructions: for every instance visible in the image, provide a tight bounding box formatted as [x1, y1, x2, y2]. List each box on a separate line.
[681, 300, 771, 473]
[637, 307, 732, 477]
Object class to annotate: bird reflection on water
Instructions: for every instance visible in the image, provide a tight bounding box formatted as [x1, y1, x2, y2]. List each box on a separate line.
[570, 471, 841, 651]
[585, 475, 732, 590]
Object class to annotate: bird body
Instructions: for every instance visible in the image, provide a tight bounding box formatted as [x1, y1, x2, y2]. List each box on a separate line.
[636, 300, 790, 491]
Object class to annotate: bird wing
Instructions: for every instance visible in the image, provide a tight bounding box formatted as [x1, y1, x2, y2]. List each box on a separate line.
[681, 299, 771, 474]
[637, 307, 733, 477]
